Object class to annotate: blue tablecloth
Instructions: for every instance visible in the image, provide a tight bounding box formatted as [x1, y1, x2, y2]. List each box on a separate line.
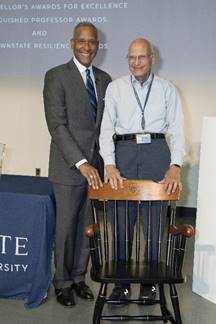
[0, 174, 55, 308]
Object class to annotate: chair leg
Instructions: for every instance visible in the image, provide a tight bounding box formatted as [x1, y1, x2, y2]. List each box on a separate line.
[93, 283, 107, 324]
[158, 284, 169, 323]
[169, 284, 183, 324]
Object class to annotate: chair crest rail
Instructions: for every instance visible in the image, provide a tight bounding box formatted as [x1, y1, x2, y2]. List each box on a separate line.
[88, 179, 180, 201]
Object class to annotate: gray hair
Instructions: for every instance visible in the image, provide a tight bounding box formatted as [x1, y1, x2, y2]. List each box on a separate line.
[73, 22, 98, 39]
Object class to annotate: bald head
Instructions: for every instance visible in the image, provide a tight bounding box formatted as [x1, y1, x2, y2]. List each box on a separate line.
[128, 38, 154, 56]
[127, 38, 154, 83]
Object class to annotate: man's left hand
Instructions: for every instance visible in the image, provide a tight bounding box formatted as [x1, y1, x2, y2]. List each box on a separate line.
[159, 164, 182, 194]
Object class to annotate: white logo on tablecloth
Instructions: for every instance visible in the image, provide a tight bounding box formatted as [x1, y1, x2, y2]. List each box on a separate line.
[0, 234, 29, 273]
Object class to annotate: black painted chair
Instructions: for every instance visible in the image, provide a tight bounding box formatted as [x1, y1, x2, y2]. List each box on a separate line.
[85, 180, 194, 323]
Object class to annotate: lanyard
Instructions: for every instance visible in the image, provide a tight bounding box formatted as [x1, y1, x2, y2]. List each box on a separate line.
[131, 73, 154, 130]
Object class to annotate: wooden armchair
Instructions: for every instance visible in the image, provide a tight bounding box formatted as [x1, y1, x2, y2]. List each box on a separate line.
[85, 180, 194, 323]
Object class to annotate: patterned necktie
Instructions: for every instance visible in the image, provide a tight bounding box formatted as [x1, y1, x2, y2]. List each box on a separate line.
[86, 68, 97, 121]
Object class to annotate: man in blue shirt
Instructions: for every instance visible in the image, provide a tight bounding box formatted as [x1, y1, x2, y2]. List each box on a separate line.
[99, 38, 185, 301]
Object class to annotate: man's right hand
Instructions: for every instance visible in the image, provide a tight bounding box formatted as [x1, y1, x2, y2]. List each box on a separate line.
[105, 165, 126, 190]
[79, 162, 103, 190]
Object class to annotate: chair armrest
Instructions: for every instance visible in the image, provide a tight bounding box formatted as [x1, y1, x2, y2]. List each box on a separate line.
[169, 224, 194, 238]
[85, 224, 100, 238]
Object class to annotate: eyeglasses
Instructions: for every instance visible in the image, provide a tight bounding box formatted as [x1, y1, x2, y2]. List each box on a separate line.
[74, 39, 98, 46]
[127, 54, 152, 63]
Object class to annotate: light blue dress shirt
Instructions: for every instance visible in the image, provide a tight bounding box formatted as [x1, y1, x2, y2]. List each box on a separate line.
[99, 73, 185, 166]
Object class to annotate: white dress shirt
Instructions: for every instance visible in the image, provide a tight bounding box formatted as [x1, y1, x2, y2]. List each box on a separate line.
[73, 57, 97, 168]
[99, 73, 185, 166]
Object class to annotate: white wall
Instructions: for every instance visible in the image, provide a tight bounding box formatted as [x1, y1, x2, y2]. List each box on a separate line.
[0, 78, 50, 176]
[193, 117, 216, 304]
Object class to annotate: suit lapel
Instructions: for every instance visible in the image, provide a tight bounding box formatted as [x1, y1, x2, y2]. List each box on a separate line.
[93, 68, 104, 128]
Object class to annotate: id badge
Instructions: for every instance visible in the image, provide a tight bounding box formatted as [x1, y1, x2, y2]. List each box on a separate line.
[136, 133, 151, 144]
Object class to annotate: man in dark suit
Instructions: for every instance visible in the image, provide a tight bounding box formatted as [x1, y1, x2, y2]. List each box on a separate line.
[43, 22, 111, 307]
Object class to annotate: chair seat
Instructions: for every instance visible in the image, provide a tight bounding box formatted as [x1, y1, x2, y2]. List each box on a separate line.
[91, 260, 185, 284]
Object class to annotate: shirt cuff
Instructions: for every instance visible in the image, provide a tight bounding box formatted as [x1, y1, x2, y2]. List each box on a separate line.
[104, 156, 116, 166]
[75, 159, 88, 169]
[170, 160, 183, 168]
[171, 163, 181, 168]
[170, 152, 184, 168]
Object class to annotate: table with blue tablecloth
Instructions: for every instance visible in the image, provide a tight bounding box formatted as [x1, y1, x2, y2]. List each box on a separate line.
[0, 174, 55, 308]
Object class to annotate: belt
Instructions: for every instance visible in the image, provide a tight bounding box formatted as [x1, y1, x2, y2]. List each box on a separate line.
[114, 133, 165, 141]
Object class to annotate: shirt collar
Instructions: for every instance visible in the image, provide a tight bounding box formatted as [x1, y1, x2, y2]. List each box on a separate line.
[73, 56, 93, 75]
[131, 71, 153, 87]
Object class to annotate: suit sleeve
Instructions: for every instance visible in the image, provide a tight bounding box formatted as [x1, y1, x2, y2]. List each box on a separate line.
[43, 69, 87, 168]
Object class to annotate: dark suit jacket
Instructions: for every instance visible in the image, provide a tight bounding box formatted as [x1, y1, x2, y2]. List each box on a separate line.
[43, 59, 111, 185]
